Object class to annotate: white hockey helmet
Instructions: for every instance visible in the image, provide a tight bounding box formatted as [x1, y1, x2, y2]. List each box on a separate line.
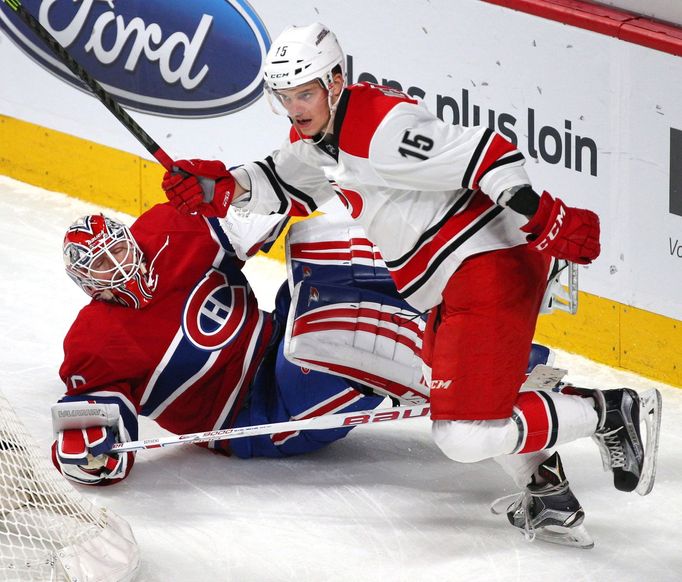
[263, 23, 346, 91]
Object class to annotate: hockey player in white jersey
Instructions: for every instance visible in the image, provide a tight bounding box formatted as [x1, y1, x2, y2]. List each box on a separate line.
[161, 23, 661, 548]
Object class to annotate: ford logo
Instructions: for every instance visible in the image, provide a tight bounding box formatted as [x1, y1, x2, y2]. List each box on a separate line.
[0, 0, 270, 117]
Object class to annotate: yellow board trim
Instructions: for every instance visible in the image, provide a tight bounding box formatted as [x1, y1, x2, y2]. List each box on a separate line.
[1, 114, 680, 387]
[536, 292, 682, 387]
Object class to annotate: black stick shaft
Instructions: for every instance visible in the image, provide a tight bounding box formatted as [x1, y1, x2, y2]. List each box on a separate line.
[3, 0, 174, 169]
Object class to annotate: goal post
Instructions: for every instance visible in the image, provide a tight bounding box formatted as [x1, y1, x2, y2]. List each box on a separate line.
[0, 392, 140, 581]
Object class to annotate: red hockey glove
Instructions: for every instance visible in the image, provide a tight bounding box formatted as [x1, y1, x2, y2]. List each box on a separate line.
[57, 425, 117, 464]
[521, 191, 600, 265]
[162, 159, 236, 217]
[51, 401, 133, 485]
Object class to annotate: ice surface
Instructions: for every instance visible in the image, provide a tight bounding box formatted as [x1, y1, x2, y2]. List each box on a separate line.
[1, 176, 680, 581]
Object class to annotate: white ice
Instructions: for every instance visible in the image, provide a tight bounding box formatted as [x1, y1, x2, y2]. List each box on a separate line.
[0, 175, 680, 582]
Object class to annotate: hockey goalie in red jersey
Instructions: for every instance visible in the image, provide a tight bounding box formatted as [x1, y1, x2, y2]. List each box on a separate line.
[53, 205, 428, 487]
[160, 23, 662, 548]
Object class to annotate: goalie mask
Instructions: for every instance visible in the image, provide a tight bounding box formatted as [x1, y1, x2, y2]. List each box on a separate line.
[63, 215, 154, 308]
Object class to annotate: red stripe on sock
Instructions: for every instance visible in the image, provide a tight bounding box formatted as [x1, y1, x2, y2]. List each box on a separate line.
[516, 391, 551, 453]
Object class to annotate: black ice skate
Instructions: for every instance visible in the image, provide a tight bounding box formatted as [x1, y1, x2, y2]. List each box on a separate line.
[490, 452, 593, 549]
[592, 388, 662, 495]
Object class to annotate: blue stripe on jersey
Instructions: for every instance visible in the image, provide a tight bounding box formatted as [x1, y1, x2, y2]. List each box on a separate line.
[139, 335, 215, 416]
[216, 253, 251, 287]
[212, 316, 276, 434]
[206, 217, 236, 256]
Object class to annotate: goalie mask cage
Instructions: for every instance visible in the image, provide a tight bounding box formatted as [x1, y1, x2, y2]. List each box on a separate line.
[0, 393, 140, 582]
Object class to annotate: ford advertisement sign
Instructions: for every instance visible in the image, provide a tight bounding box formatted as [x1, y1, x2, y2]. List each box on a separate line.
[0, 0, 271, 117]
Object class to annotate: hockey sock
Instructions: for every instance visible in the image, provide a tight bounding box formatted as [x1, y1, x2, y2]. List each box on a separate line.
[512, 390, 599, 454]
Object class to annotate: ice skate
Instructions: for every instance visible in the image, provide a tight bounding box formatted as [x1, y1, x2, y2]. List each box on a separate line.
[592, 388, 662, 495]
[490, 452, 593, 549]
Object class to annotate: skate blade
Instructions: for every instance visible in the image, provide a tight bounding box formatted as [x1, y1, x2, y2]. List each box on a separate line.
[529, 523, 595, 549]
[521, 365, 567, 391]
[635, 388, 662, 496]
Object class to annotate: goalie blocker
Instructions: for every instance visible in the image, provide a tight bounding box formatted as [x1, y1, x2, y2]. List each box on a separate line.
[51, 400, 134, 485]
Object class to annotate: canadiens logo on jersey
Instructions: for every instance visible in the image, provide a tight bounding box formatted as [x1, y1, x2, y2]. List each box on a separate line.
[183, 269, 249, 350]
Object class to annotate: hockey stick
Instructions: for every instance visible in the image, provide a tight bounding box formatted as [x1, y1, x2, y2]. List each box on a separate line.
[109, 403, 431, 454]
[1, 0, 174, 170]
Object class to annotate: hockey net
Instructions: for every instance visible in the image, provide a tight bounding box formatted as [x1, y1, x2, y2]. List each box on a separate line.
[0, 392, 139, 581]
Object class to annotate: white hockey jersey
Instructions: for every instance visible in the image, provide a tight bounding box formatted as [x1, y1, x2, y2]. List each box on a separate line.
[233, 82, 531, 311]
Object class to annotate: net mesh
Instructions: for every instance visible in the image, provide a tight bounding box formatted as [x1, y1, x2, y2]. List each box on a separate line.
[0, 393, 114, 581]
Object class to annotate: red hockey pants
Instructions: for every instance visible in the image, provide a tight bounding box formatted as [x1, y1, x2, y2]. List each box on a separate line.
[422, 245, 551, 420]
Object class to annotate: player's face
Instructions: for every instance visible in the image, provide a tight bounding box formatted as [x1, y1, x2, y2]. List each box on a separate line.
[276, 80, 330, 135]
[275, 76, 343, 136]
[89, 240, 135, 283]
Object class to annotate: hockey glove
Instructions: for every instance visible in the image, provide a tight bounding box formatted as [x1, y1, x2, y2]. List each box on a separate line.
[51, 401, 133, 486]
[162, 158, 236, 218]
[521, 191, 600, 265]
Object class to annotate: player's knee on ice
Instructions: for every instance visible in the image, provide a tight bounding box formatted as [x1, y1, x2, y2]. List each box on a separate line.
[432, 418, 517, 463]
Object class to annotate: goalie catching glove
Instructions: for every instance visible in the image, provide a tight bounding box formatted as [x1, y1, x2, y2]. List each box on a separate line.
[51, 401, 134, 486]
[521, 190, 600, 265]
[162, 159, 236, 217]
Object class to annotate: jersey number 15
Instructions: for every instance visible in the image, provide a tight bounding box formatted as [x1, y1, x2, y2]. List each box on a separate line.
[398, 130, 433, 161]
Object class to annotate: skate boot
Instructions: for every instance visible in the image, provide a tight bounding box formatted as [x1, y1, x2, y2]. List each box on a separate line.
[592, 388, 662, 495]
[491, 452, 593, 549]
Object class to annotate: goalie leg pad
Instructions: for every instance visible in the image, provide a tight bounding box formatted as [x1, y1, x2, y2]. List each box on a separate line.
[230, 343, 383, 459]
[286, 213, 399, 296]
[527, 343, 555, 373]
[284, 281, 429, 404]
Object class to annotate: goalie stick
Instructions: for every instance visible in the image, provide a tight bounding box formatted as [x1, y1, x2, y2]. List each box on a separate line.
[1, 0, 174, 170]
[108, 366, 565, 454]
[109, 403, 431, 454]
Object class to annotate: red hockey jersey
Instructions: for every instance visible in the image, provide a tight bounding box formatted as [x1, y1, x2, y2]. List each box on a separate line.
[59, 204, 274, 448]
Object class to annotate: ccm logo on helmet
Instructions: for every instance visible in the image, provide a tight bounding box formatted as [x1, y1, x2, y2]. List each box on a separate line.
[270, 73, 290, 78]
